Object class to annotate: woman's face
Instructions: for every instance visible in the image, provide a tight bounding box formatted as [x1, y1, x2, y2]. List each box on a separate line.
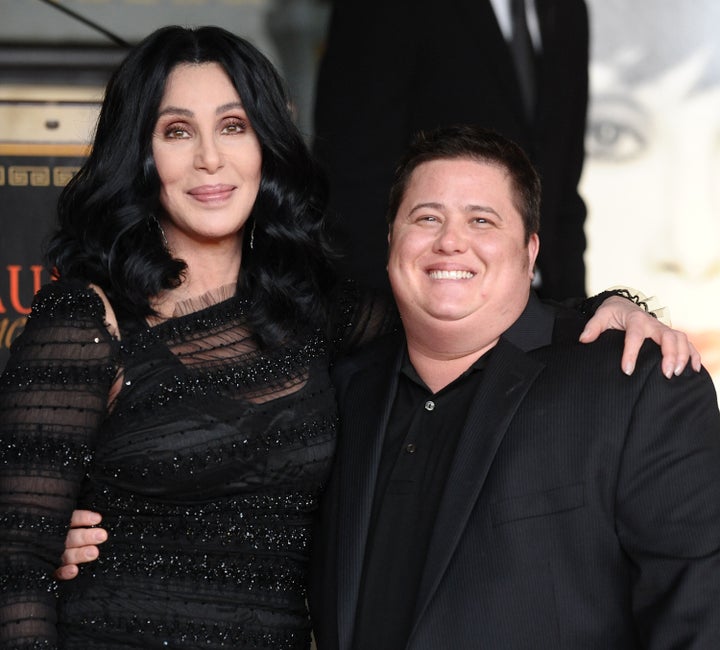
[152, 62, 263, 251]
[581, 3, 720, 387]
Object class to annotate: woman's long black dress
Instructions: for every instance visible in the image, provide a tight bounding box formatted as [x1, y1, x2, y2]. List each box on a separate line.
[0, 279, 395, 649]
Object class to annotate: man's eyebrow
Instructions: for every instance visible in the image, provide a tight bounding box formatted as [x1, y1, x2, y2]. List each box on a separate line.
[466, 204, 502, 219]
[408, 202, 444, 215]
[407, 202, 502, 218]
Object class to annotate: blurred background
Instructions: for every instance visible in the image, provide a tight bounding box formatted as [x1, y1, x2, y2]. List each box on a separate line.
[1, 0, 718, 396]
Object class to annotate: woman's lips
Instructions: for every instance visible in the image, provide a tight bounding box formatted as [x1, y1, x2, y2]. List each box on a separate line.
[188, 184, 235, 202]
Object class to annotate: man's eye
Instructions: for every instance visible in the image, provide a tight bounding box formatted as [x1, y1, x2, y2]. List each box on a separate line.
[585, 119, 646, 162]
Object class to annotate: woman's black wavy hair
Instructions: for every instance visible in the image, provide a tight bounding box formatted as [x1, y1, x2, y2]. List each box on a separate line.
[46, 25, 336, 346]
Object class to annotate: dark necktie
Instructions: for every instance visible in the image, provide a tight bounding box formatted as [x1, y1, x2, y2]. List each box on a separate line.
[510, 0, 536, 118]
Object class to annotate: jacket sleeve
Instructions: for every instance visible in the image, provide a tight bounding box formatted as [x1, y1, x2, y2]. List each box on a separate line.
[615, 349, 720, 647]
[0, 281, 118, 648]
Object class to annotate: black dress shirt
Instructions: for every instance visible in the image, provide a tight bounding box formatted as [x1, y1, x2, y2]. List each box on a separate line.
[352, 350, 490, 650]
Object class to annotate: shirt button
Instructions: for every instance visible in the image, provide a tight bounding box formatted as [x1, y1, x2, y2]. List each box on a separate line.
[424, 400, 435, 411]
[405, 443, 416, 454]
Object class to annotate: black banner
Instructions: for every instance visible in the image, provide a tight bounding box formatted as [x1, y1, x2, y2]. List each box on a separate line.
[0, 143, 88, 371]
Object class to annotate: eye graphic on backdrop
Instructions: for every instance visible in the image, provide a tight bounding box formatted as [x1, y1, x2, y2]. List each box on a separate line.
[582, 0, 720, 394]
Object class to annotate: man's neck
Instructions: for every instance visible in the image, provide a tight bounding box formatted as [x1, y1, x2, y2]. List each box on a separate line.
[401, 293, 532, 393]
[406, 341, 496, 394]
[401, 313, 503, 393]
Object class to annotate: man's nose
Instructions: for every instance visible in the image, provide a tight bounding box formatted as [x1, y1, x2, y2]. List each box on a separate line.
[433, 220, 468, 253]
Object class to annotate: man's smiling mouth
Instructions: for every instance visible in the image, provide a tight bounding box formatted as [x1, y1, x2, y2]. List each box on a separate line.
[427, 270, 475, 280]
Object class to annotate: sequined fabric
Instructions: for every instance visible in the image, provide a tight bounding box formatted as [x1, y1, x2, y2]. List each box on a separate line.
[0, 279, 396, 649]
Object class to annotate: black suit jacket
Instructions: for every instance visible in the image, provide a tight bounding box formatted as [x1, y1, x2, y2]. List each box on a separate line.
[314, 0, 589, 299]
[311, 294, 720, 649]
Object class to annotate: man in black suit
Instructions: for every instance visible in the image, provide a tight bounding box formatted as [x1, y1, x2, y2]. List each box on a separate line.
[310, 125, 720, 649]
[314, 0, 589, 299]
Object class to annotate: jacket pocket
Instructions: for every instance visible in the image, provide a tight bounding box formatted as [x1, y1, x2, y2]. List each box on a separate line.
[491, 482, 584, 526]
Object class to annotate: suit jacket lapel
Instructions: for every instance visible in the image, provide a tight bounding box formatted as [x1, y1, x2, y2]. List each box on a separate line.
[335, 337, 404, 650]
[412, 293, 555, 628]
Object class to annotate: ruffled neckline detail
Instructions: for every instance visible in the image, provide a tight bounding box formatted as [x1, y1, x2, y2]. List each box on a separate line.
[170, 283, 238, 318]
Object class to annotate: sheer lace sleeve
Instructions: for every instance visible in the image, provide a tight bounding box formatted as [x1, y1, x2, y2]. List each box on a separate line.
[328, 279, 400, 357]
[0, 281, 119, 648]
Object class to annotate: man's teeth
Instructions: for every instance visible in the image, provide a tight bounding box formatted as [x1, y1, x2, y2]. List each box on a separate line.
[428, 270, 475, 279]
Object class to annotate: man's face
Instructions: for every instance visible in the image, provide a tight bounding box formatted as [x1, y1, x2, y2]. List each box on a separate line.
[387, 158, 539, 333]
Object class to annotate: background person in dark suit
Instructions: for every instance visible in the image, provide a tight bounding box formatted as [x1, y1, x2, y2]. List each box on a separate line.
[310, 125, 720, 649]
[313, 0, 589, 299]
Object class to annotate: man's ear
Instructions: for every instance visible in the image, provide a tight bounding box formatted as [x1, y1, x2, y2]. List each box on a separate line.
[527, 233, 540, 278]
[386, 224, 394, 263]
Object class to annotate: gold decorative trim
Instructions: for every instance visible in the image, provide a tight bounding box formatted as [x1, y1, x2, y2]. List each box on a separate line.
[0, 143, 91, 157]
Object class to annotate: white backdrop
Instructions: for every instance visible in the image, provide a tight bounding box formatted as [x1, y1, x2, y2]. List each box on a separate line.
[581, 0, 720, 393]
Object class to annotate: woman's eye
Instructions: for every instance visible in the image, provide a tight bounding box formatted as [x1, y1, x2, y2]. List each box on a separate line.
[585, 119, 646, 162]
[163, 124, 189, 139]
[222, 119, 247, 134]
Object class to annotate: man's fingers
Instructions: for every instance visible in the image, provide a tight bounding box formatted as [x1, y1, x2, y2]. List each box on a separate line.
[54, 564, 79, 581]
[55, 525, 106, 582]
[53, 541, 103, 580]
[69, 509, 102, 528]
[60, 544, 100, 566]
[64, 526, 107, 550]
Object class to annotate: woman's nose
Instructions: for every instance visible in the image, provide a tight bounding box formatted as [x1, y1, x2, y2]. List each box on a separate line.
[194, 135, 223, 173]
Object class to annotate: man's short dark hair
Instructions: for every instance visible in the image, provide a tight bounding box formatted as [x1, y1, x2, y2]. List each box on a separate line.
[386, 125, 541, 241]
